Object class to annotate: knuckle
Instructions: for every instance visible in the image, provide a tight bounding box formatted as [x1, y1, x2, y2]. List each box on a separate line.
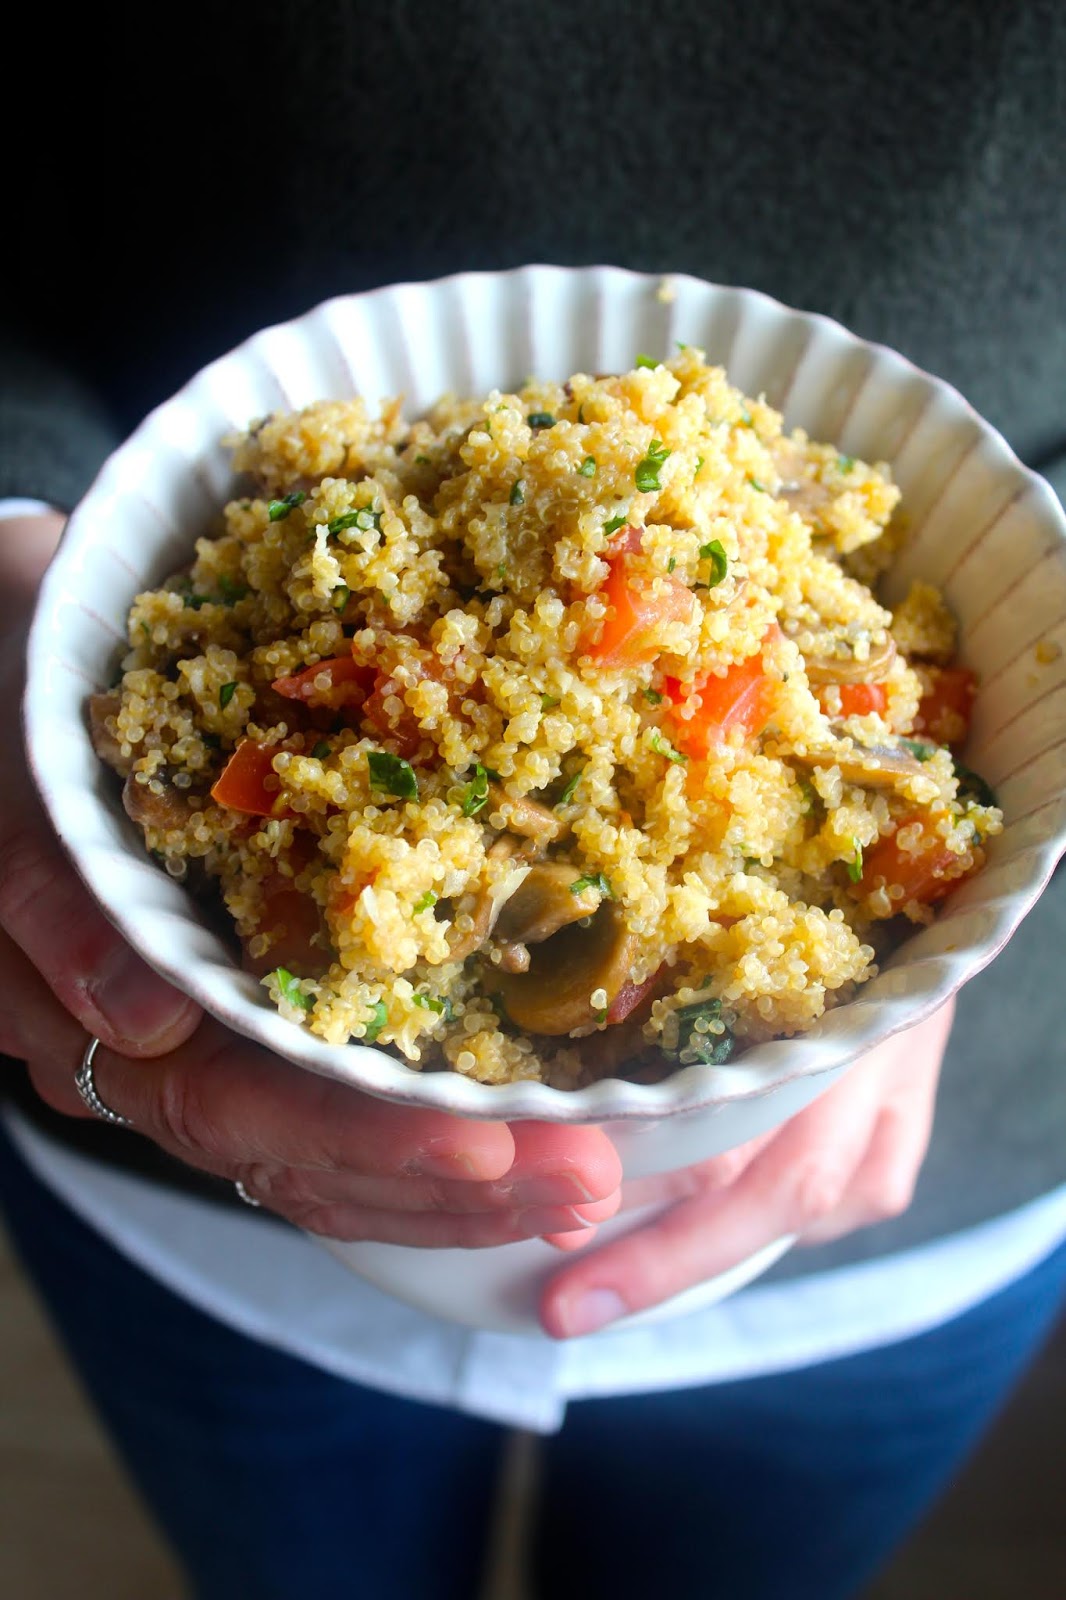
[153, 1062, 221, 1159]
[293, 1202, 364, 1240]
[790, 1159, 851, 1229]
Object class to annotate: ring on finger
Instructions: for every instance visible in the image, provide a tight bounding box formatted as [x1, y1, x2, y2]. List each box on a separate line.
[74, 1036, 133, 1128]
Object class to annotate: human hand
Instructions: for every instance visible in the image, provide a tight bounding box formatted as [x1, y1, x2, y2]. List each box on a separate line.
[540, 1000, 953, 1338]
[0, 513, 622, 1246]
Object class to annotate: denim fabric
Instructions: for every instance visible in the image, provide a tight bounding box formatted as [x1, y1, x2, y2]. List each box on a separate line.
[3, 1119, 1065, 1600]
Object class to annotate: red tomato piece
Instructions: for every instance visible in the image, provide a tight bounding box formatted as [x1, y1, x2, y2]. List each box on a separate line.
[859, 813, 973, 907]
[914, 666, 977, 747]
[829, 682, 888, 718]
[272, 656, 374, 712]
[211, 741, 289, 817]
[605, 967, 663, 1026]
[666, 648, 775, 758]
[585, 556, 692, 667]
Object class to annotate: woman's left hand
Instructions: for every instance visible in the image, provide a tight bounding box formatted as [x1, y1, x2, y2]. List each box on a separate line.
[540, 1000, 953, 1339]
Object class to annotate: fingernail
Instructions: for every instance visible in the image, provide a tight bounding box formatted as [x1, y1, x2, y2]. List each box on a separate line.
[88, 944, 196, 1045]
[413, 1145, 482, 1180]
[560, 1288, 627, 1337]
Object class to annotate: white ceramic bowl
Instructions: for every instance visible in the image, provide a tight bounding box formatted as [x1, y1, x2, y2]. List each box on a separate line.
[24, 267, 1066, 1331]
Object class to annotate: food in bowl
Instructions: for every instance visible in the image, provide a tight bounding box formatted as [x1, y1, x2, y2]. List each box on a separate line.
[88, 349, 1001, 1087]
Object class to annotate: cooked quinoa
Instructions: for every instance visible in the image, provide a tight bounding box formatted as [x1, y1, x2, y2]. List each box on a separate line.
[90, 351, 1002, 1087]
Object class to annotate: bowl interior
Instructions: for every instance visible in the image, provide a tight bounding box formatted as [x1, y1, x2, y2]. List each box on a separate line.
[24, 266, 1066, 1125]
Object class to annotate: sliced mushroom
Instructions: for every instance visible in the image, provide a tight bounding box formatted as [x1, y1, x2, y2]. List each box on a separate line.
[771, 439, 832, 519]
[491, 902, 639, 1036]
[792, 741, 931, 790]
[486, 783, 561, 845]
[494, 863, 601, 947]
[445, 843, 532, 963]
[88, 693, 132, 777]
[122, 771, 198, 831]
[804, 635, 897, 686]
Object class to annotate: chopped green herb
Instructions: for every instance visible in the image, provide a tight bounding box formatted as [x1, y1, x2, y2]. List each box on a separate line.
[650, 729, 687, 764]
[527, 411, 556, 429]
[693, 455, 704, 483]
[603, 514, 628, 536]
[183, 592, 209, 611]
[578, 456, 597, 477]
[332, 585, 350, 614]
[662, 997, 735, 1065]
[699, 538, 728, 587]
[540, 694, 561, 711]
[838, 454, 856, 473]
[367, 751, 419, 800]
[643, 687, 664, 705]
[902, 738, 935, 762]
[328, 506, 382, 536]
[667, 557, 676, 573]
[412, 890, 438, 916]
[954, 761, 997, 809]
[311, 741, 332, 760]
[495, 563, 508, 580]
[268, 491, 306, 521]
[635, 439, 671, 494]
[413, 992, 454, 1021]
[139, 621, 151, 639]
[218, 575, 249, 603]
[363, 1000, 388, 1043]
[414, 453, 432, 465]
[798, 778, 819, 813]
[270, 967, 314, 1012]
[460, 762, 491, 817]
[218, 681, 238, 709]
[509, 479, 526, 506]
[557, 766, 583, 807]
[846, 839, 864, 884]
[577, 404, 586, 424]
[635, 354, 658, 369]
[570, 872, 614, 899]
[738, 405, 753, 427]
[748, 476, 769, 493]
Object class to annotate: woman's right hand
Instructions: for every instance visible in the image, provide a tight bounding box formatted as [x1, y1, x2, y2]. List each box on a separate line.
[0, 512, 622, 1245]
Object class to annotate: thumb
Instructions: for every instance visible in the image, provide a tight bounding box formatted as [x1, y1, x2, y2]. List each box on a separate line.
[0, 814, 202, 1057]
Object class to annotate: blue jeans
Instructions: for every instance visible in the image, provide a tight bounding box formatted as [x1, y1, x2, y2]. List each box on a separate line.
[2, 1120, 1064, 1600]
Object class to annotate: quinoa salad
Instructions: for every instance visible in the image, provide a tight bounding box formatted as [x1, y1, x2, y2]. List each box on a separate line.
[89, 350, 1002, 1087]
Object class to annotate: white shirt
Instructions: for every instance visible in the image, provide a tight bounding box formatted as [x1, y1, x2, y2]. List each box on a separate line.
[7, 1106, 1066, 1433]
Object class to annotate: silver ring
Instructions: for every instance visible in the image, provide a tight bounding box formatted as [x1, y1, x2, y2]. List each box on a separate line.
[234, 1179, 261, 1208]
[74, 1036, 133, 1128]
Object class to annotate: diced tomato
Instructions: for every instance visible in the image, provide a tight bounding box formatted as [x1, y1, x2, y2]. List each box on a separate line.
[665, 642, 776, 758]
[272, 656, 374, 712]
[242, 882, 331, 978]
[585, 552, 693, 667]
[606, 966, 664, 1026]
[360, 670, 426, 757]
[606, 522, 644, 556]
[825, 682, 888, 718]
[914, 666, 977, 747]
[859, 813, 974, 907]
[211, 741, 290, 817]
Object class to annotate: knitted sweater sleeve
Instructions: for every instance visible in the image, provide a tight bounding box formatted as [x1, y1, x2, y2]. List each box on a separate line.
[0, 324, 120, 513]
